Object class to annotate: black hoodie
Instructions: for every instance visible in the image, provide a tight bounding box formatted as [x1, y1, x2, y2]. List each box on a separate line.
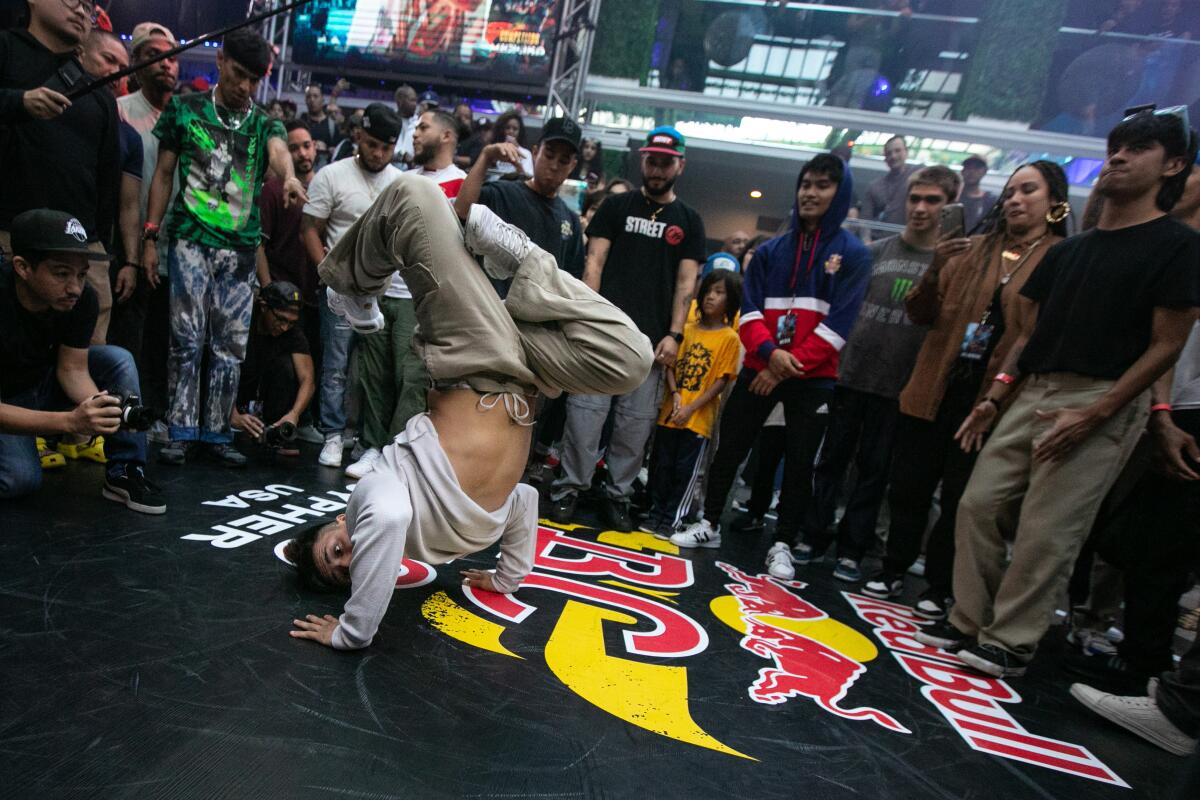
[0, 29, 119, 242]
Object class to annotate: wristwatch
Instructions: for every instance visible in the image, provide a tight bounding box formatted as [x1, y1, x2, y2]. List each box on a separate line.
[670, 331, 683, 344]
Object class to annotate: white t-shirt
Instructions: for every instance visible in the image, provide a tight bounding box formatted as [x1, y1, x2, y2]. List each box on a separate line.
[118, 91, 178, 274]
[392, 112, 420, 164]
[304, 157, 404, 293]
[1172, 322, 1200, 409]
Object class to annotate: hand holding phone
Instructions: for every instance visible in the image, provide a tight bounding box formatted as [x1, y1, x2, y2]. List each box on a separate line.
[939, 203, 965, 238]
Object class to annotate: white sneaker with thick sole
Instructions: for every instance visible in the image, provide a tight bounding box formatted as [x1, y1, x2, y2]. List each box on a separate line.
[319, 436, 344, 467]
[464, 203, 533, 279]
[766, 542, 795, 580]
[345, 447, 381, 479]
[1070, 683, 1198, 756]
[670, 519, 722, 549]
[327, 287, 385, 334]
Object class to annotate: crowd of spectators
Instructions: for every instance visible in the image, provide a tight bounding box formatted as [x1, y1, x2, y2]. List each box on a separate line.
[1, 4, 1199, 786]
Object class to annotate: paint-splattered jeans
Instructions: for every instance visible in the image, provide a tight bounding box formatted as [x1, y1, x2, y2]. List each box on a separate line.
[167, 238, 257, 444]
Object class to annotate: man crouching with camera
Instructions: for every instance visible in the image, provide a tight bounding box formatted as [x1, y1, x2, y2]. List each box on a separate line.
[0, 209, 165, 514]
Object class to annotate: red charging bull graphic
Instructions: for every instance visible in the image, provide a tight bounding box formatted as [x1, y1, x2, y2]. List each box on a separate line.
[715, 562, 910, 733]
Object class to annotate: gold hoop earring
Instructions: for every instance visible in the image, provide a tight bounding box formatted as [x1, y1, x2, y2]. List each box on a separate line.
[1046, 202, 1071, 224]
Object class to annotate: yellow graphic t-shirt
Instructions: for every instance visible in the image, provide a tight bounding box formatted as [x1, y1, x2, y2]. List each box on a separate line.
[660, 320, 742, 439]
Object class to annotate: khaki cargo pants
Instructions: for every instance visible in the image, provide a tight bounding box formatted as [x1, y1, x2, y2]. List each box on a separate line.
[950, 372, 1149, 660]
[317, 172, 652, 400]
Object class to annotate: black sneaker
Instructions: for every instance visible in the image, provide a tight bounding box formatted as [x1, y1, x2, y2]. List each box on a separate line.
[206, 442, 247, 467]
[914, 620, 973, 652]
[730, 513, 765, 532]
[915, 592, 951, 621]
[600, 497, 633, 532]
[1061, 652, 1156, 695]
[861, 573, 904, 599]
[102, 465, 166, 515]
[548, 493, 577, 524]
[958, 643, 1028, 678]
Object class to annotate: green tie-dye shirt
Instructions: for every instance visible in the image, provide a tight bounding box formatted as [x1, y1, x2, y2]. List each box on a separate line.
[152, 92, 285, 250]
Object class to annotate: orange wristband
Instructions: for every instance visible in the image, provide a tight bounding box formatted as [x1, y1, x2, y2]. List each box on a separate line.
[1151, 403, 1173, 413]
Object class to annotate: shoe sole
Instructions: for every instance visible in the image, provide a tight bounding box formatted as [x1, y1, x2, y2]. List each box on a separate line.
[671, 538, 722, 549]
[915, 608, 948, 621]
[958, 648, 1026, 678]
[102, 486, 167, 515]
[833, 571, 861, 583]
[913, 631, 970, 651]
[318, 457, 342, 467]
[860, 586, 902, 600]
[1069, 685, 1198, 756]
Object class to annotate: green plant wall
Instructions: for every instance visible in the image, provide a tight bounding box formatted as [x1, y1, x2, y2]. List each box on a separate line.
[955, 0, 1068, 122]
[590, 0, 661, 83]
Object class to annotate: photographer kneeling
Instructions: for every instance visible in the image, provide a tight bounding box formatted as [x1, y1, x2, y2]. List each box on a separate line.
[232, 281, 315, 458]
[0, 210, 165, 514]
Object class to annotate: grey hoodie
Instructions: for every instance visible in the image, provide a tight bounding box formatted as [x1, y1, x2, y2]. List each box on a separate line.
[332, 413, 538, 650]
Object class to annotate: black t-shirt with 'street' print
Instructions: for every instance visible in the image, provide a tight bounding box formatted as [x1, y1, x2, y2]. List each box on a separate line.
[586, 190, 706, 344]
[1019, 215, 1200, 379]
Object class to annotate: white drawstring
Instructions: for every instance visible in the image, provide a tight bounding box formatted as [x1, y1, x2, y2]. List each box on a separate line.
[477, 392, 535, 426]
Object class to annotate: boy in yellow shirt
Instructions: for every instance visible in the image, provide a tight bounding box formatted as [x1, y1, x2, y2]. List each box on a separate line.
[642, 271, 742, 539]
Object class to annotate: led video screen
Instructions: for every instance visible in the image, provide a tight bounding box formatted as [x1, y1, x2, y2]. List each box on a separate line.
[291, 0, 562, 88]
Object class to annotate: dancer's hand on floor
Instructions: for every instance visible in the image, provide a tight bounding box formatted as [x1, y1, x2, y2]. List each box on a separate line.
[290, 613, 339, 647]
[462, 569, 499, 592]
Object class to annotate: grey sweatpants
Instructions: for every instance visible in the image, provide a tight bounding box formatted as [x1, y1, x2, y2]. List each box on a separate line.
[317, 172, 652, 399]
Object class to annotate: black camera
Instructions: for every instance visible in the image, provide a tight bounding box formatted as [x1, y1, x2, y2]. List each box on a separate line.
[116, 394, 161, 431]
[260, 421, 297, 447]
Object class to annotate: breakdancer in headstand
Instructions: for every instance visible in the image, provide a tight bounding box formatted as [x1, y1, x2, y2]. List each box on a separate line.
[287, 172, 653, 650]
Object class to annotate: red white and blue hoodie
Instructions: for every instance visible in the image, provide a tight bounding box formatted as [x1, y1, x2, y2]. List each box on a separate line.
[740, 162, 871, 385]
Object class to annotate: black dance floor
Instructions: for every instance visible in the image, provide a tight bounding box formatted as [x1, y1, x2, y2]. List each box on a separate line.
[0, 447, 1187, 798]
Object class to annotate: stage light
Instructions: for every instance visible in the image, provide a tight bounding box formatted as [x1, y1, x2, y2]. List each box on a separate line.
[749, 190, 763, 199]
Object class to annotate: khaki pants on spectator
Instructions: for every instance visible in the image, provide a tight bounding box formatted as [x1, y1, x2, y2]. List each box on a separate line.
[949, 372, 1148, 661]
[0, 230, 112, 344]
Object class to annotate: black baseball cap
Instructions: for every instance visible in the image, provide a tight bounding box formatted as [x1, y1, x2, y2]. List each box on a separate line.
[10, 209, 113, 260]
[539, 117, 581, 152]
[361, 103, 402, 143]
[260, 280, 302, 312]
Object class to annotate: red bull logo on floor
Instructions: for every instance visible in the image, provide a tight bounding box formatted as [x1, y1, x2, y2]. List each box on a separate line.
[713, 562, 910, 733]
[842, 592, 1128, 788]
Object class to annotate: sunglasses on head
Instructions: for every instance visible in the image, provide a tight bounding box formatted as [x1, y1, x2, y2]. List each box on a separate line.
[1123, 103, 1190, 133]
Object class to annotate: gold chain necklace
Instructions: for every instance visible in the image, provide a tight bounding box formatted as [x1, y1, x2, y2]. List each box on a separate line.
[644, 190, 666, 223]
[1001, 232, 1046, 263]
[998, 233, 1047, 285]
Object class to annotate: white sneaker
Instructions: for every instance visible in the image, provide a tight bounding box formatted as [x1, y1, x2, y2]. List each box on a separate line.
[1070, 683, 1198, 756]
[670, 519, 722, 549]
[327, 287, 385, 334]
[345, 447, 381, 479]
[463, 203, 533, 279]
[319, 435, 344, 467]
[766, 542, 795, 580]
